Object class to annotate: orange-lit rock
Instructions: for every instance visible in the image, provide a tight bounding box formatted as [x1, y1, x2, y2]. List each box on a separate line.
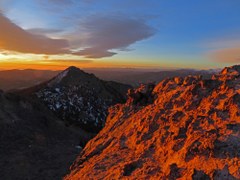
[65, 65, 240, 180]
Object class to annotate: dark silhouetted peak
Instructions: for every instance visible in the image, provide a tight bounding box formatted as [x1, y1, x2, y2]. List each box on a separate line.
[66, 66, 80, 71]
[47, 66, 95, 87]
[64, 66, 87, 76]
[28, 67, 132, 133]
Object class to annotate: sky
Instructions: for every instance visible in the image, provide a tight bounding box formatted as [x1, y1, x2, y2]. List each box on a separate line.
[0, 0, 240, 70]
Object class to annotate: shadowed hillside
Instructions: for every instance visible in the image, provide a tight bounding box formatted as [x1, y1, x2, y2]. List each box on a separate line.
[0, 92, 95, 180]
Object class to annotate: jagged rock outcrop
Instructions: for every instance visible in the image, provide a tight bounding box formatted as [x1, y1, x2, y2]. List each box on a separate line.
[65, 65, 240, 179]
[127, 83, 155, 105]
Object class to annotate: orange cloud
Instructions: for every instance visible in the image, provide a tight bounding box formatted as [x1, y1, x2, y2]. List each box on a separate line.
[0, 13, 70, 55]
[67, 15, 155, 58]
[0, 12, 155, 58]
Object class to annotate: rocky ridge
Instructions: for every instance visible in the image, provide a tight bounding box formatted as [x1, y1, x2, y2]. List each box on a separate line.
[65, 65, 240, 179]
[24, 66, 131, 132]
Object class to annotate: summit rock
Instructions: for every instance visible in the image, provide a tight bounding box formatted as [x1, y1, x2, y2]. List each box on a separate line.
[65, 65, 240, 179]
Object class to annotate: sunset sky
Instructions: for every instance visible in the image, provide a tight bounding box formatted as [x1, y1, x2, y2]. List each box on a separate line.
[0, 0, 240, 70]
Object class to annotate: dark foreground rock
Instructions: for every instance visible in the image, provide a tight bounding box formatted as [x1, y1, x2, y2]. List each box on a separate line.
[0, 93, 94, 180]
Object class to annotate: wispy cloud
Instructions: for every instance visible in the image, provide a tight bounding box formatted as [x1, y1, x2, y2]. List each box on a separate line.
[73, 48, 117, 58]
[69, 15, 156, 58]
[0, 13, 70, 55]
[0, 12, 156, 58]
[27, 28, 64, 35]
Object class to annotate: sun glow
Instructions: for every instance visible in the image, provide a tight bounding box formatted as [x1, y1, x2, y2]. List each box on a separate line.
[0, 51, 166, 70]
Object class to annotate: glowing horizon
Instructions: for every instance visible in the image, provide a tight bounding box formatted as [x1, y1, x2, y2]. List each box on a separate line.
[0, 0, 240, 70]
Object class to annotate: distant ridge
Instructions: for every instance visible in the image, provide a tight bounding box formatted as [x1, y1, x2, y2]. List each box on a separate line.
[0, 69, 59, 91]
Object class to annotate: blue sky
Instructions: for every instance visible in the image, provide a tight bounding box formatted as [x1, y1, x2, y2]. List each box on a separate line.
[0, 0, 240, 69]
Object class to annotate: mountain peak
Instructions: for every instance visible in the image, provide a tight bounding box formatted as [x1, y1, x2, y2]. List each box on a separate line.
[47, 66, 92, 87]
[63, 66, 87, 76]
[33, 66, 131, 132]
[65, 66, 83, 72]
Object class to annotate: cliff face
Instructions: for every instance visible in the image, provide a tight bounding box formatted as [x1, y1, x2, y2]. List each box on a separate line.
[65, 65, 240, 180]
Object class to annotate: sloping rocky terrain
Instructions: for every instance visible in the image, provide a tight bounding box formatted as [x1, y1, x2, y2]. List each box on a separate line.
[65, 65, 240, 179]
[0, 91, 95, 180]
[20, 66, 131, 132]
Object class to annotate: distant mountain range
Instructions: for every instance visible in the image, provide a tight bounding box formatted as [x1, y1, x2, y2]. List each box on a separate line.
[89, 68, 219, 86]
[0, 69, 59, 91]
[0, 68, 218, 91]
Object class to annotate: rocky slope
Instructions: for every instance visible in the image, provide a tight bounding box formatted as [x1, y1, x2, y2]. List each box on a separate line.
[0, 91, 95, 180]
[19, 66, 131, 132]
[65, 65, 240, 179]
